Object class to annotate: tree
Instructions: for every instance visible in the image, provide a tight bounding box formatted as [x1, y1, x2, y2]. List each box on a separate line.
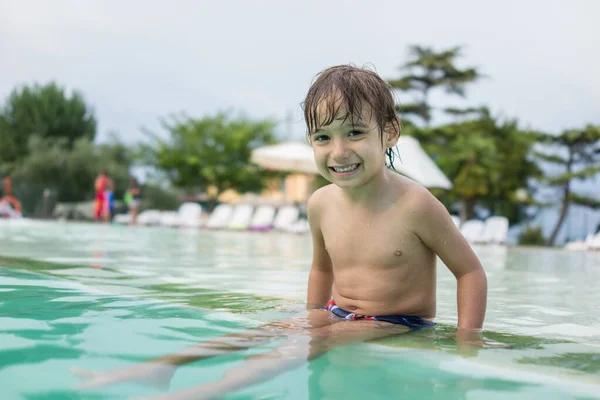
[11, 135, 133, 214]
[0, 82, 96, 174]
[408, 110, 541, 221]
[387, 45, 483, 125]
[534, 125, 600, 246]
[143, 112, 278, 210]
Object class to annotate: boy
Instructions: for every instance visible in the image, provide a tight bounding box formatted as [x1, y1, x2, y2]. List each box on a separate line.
[303, 65, 486, 329]
[73, 65, 487, 399]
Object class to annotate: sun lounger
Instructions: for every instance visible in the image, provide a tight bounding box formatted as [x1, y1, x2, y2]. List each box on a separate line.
[479, 216, 509, 244]
[589, 232, 600, 250]
[273, 206, 300, 231]
[159, 211, 180, 227]
[227, 204, 255, 230]
[137, 210, 163, 226]
[178, 202, 203, 228]
[564, 234, 592, 251]
[282, 218, 310, 234]
[248, 205, 276, 231]
[160, 202, 203, 228]
[205, 204, 234, 229]
[113, 213, 133, 225]
[459, 219, 485, 243]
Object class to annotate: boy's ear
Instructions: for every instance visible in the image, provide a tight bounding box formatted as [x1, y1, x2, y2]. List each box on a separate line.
[384, 119, 401, 148]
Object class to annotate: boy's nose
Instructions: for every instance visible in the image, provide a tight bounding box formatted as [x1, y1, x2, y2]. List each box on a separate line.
[331, 140, 350, 161]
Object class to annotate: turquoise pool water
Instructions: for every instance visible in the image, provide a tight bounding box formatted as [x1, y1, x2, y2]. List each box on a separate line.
[1, 219, 600, 399]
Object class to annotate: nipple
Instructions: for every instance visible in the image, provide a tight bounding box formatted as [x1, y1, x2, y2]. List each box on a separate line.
[395, 250, 403, 257]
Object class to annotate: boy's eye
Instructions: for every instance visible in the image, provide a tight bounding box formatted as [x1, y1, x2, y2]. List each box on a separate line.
[348, 130, 364, 137]
[313, 135, 329, 142]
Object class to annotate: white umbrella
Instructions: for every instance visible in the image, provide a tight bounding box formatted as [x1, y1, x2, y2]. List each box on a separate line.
[250, 142, 318, 174]
[389, 136, 452, 189]
[250, 137, 452, 189]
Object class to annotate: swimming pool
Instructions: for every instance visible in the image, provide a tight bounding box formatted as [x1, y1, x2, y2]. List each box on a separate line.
[1, 220, 599, 399]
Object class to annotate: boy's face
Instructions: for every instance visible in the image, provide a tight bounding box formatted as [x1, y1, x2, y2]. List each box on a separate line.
[309, 101, 398, 189]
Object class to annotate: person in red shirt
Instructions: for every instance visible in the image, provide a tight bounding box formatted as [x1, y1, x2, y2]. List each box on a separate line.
[94, 171, 108, 222]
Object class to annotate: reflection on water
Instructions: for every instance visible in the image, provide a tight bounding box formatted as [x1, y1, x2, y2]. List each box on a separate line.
[2, 268, 600, 400]
[1, 220, 600, 399]
[0, 268, 256, 399]
[1, 220, 600, 346]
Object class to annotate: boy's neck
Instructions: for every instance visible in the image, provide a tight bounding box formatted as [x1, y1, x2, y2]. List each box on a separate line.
[338, 168, 397, 205]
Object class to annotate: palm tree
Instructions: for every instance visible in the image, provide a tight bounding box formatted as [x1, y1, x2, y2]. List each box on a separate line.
[535, 125, 600, 245]
[387, 45, 483, 125]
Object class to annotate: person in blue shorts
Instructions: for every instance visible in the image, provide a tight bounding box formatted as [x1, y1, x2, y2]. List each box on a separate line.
[73, 65, 487, 398]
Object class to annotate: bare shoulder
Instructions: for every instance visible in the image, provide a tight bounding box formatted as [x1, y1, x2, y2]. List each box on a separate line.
[392, 177, 450, 224]
[307, 184, 337, 215]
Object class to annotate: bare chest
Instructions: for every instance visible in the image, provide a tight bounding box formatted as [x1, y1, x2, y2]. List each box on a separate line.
[321, 208, 429, 270]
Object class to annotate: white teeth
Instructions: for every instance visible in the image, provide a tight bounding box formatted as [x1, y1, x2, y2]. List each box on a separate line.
[332, 164, 358, 173]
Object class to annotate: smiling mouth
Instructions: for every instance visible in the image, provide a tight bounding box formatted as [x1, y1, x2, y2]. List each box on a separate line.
[329, 163, 360, 173]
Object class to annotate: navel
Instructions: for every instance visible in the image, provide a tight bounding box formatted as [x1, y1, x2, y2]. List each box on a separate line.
[394, 249, 403, 257]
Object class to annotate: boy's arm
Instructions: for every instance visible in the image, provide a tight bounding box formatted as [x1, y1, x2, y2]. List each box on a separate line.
[306, 190, 334, 309]
[411, 189, 487, 331]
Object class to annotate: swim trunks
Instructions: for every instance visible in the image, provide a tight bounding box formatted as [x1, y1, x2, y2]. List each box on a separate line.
[323, 298, 435, 331]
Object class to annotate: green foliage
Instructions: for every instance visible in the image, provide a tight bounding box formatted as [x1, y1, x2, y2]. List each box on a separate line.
[518, 226, 546, 246]
[409, 111, 541, 222]
[388, 45, 483, 125]
[534, 125, 600, 245]
[386, 45, 542, 222]
[10, 136, 133, 214]
[0, 82, 96, 174]
[143, 112, 279, 207]
[138, 184, 180, 211]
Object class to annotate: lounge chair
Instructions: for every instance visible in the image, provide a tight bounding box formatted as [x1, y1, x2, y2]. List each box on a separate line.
[283, 218, 310, 234]
[248, 205, 276, 231]
[137, 210, 163, 226]
[273, 206, 300, 231]
[479, 216, 509, 244]
[459, 219, 485, 243]
[159, 211, 180, 227]
[564, 233, 593, 251]
[204, 204, 234, 229]
[113, 213, 133, 225]
[178, 202, 203, 228]
[589, 232, 600, 251]
[227, 204, 255, 230]
[160, 202, 203, 228]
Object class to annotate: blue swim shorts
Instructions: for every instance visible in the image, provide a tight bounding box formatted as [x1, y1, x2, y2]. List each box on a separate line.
[323, 298, 435, 331]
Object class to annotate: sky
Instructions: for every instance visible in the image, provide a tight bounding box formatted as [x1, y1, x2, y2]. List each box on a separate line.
[1, 0, 599, 241]
[1, 0, 600, 145]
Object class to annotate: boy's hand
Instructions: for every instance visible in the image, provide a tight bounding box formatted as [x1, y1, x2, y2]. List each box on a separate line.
[456, 328, 485, 347]
[456, 328, 511, 357]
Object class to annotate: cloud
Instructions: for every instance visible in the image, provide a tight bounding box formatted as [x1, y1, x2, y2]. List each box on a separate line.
[1, 0, 599, 143]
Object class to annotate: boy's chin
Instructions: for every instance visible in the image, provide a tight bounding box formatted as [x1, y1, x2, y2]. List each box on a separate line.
[329, 178, 362, 189]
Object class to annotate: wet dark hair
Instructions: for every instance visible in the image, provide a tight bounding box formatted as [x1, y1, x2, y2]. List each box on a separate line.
[301, 64, 401, 166]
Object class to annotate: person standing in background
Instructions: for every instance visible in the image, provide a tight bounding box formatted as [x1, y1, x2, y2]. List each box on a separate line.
[105, 175, 115, 222]
[94, 171, 108, 222]
[124, 176, 141, 226]
[0, 176, 22, 218]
